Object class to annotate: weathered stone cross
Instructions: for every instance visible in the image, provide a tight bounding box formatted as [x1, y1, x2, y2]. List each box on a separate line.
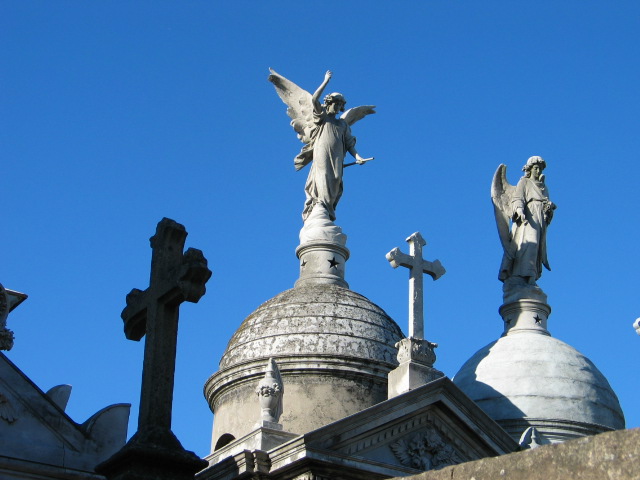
[386, 232, 445, 339]
[122, 217, 212, 443]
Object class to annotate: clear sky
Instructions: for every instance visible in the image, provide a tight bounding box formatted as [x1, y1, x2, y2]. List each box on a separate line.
[2, 2, 639, 459]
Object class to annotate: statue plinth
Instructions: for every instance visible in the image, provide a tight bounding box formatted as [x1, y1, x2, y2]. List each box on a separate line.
[499, 299, 551, 336]
[295, 204, 350, 288]
[295, 241, 350, 288]
[388, 337, 444, 399]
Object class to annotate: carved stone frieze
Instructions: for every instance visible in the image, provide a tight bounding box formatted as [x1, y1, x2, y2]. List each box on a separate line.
[389, 428, 462, 471]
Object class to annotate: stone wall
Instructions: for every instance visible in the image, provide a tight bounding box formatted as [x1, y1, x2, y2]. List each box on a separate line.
[396, 428, 639, 480]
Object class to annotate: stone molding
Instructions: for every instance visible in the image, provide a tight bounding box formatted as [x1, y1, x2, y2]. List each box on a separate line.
[498, 417, 615, 443]
[338, 410, 474, 463]
[205, 354, 396, 412]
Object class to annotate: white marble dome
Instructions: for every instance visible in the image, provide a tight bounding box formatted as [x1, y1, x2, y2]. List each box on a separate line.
[453, 331, 625, 443]
[204, 283, 403, 451]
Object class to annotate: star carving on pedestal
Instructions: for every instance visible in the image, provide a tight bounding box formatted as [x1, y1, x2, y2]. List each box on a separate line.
[534, 315, 542, 325]
[328, 257, 340, 269]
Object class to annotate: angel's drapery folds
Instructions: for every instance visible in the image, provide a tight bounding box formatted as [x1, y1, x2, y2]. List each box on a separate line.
[268, 69, 375, 222]
[492, 163, 554, 284]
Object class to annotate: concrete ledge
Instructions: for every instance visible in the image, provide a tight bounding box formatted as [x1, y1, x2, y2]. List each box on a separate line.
[396, 428, 640, 480]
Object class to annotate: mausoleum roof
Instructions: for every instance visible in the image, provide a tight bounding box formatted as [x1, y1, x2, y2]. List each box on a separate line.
[205, 283, 404, 445]
[453, 330, 625, 443]
[219, 283, 402, 369]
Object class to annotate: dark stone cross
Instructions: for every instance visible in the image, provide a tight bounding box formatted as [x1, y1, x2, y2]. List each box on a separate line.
[386, 232, 445, 339]
[97, 217, 211, 480]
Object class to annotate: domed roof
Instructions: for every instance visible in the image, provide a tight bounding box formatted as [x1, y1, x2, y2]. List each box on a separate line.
[219, 283, 403, 369]
[453, 331, 625, 442]
[205, 283, 404, 445]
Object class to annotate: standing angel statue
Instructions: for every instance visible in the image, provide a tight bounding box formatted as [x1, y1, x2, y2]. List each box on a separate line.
[268, 69, 375, 222]
[491, 156, 557, 291]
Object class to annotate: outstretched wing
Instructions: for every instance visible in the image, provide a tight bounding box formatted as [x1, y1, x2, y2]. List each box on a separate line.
[491, 164, 516, 256]
[268, 68, 314, 143]
[341, 105, 376, 126]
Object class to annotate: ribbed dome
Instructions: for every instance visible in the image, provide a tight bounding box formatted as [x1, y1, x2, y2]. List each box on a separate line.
[453, 331, 625, 443]
[220, 284, 402, 368]
[204, 283, 403, 451]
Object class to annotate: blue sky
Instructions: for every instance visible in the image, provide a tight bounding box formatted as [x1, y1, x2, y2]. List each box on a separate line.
[2, 2, 639, 458]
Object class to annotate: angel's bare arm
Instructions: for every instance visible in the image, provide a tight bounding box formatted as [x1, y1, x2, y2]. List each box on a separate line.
[347, 146, 374, 165]
[311, 70, 332, 113]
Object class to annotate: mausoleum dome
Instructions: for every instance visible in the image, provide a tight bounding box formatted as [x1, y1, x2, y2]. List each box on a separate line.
[204, 283, 403, 451]
[453, 330, 625, 443]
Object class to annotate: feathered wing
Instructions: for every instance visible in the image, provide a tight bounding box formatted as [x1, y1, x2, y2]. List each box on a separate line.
[341, 105, 376, 126]
[268, 69, 316, 170]
[491, 164, 516, 258]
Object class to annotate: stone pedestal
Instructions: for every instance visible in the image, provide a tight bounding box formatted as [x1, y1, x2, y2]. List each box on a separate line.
[388, 337, 444, 398]
[295, 203, 350, 288]
[206, 425, 298, 467]
[96, 429, 207, 480]
[295, 241, 350, 288]
[499, 299, 551, 336]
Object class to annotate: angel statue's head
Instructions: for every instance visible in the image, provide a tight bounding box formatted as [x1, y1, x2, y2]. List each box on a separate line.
[522, 156, 546, 177]
[323, 92, 347, 113]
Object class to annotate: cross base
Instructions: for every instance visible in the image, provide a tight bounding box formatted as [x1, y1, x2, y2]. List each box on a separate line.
[96, 428, 207, 480]
[388, 337, 444, 398]
[388, 360, 444, 399]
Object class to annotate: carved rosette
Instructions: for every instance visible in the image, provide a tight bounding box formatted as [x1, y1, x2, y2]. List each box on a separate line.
[396, 337, 437, 366]
[390, 429, 461, 471]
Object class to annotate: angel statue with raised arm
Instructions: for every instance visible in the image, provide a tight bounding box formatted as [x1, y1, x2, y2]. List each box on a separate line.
[268, 69, 375, 223]
[491, 156, 557, 299]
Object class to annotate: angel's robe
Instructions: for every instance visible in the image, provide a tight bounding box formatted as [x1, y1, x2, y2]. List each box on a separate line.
[302, 109, 356, 221]
[499, 176, 552, 282]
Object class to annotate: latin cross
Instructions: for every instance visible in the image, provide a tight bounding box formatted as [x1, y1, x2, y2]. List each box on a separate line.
[386, 232, 445, 339]
[122, 218, 211, 439]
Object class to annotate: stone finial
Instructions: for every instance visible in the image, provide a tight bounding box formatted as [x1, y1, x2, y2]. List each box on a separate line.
[518, 427, 550, 449]
[255, 358, 284, 428]
[0, 284, 27, 351]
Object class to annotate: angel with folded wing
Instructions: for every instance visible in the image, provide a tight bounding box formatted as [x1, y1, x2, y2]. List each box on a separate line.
[491, 156, 556, 286]
[268, 69, 375, 222]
